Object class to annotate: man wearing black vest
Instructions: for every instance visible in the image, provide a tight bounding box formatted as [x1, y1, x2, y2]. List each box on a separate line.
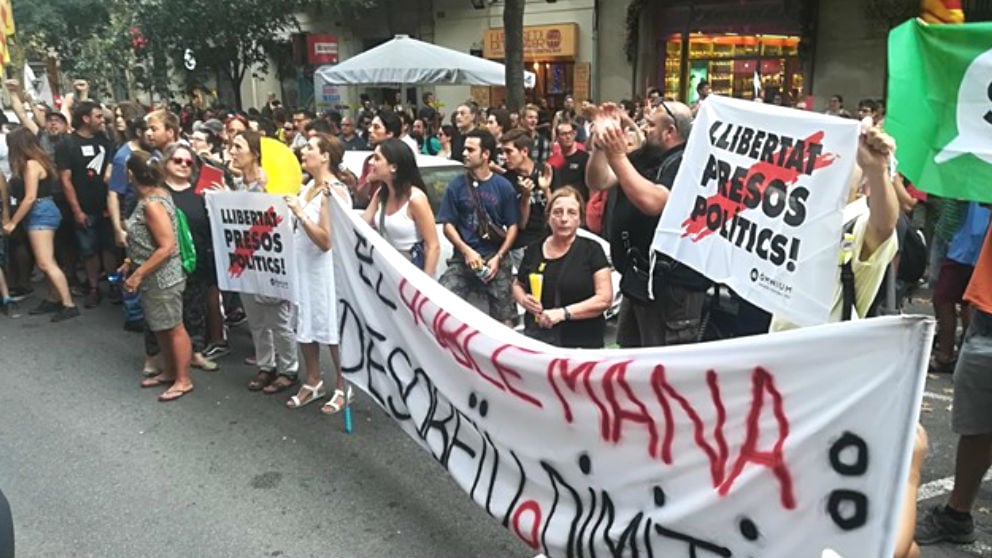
[586, 100, 709, 347]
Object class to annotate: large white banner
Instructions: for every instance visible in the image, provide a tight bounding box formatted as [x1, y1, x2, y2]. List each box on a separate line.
[653, 96, 860, 326]
[330, 195, 932, 558]
[204, 191, 296, 302]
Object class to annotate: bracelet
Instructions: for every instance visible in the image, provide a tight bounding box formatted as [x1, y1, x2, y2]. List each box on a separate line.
[563, 306, 572, 321]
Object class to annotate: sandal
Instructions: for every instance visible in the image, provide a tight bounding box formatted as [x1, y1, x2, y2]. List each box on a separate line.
[263, 375, 299, 395]
[159, 385, 194, 402]
[141, 374, 175, 388]
[320, 385, 353, 416]
[929, 355, 957, 374]
[247, 370, 276, 391]
[286, 381, 326, 409]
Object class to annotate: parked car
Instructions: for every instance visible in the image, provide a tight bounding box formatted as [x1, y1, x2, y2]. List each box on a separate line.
[342, 150, 622, 322]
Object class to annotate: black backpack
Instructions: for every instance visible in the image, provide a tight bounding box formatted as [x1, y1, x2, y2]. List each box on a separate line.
[897, 215, 927, 284]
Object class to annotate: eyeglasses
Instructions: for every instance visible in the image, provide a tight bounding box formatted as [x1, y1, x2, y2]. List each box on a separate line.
[170, 157, 194, 167]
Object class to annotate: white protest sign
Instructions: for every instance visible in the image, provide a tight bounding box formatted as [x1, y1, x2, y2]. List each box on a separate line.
[652, 96, 860, 326]
[330, 194, 931, 558]
[205, 191, 295, 302]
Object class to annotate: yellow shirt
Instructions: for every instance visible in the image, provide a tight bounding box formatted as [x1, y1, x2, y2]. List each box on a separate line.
[770, 198, 898, 332]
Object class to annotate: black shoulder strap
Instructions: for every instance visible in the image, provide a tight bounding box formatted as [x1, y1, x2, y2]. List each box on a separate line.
[841, 219, 857, 321]
[377, 189, 390, 242]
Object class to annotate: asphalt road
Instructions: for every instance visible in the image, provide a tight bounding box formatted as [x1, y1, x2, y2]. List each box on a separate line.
[0, 288, 990, 558]
[0, 294, 529, 558]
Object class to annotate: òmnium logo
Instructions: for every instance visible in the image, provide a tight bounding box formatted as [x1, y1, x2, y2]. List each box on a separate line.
[750, 268, 793, 297]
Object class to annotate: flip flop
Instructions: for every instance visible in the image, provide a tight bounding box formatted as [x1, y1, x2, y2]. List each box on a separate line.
[141, 375, 175, 388]
[158, 385, 194, 402]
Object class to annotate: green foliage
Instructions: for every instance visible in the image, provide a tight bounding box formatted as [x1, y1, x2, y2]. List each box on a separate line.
[13, 0, 119, 88]
[15, 0, 367, 105]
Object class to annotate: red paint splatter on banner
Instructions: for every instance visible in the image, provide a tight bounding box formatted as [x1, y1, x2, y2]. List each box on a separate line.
[227, 206, 282, 278]
[682, 131, 837, 242]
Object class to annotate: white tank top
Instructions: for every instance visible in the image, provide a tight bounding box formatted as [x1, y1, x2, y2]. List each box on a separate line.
[379, 197, 420, 251]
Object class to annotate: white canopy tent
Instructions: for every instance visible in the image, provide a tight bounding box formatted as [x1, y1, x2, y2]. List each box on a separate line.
[315, 34, 535, 88]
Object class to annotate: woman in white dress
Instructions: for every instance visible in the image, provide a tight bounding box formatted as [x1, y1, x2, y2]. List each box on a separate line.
[284, 133, 353, 413]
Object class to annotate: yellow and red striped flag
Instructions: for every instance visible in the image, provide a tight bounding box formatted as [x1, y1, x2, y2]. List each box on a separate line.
[921, 0, 966, 23]
[0, 0, 15, 36]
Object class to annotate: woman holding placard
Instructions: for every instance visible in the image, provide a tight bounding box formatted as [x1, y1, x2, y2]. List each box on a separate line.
[361, 138, 440, 277]
[284, 133, 354, 413]
[512, 187, 612, 348]
[231, 131, 300, 395]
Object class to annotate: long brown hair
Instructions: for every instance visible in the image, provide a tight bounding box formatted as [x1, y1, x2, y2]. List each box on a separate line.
[311, 133, 356, 188]
[8, 127, 56, 178]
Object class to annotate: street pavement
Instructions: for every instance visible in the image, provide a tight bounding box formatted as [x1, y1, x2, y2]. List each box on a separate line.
[0, 292, 530, 558]
[0, 288, 990, 557]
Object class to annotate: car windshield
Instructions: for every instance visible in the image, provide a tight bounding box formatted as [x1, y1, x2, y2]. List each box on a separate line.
[419, 165, 464, 212]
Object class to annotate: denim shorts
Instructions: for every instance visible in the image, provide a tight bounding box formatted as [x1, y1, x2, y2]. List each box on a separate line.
[26, 197, 62, 231]
[75, 215, 115, 257]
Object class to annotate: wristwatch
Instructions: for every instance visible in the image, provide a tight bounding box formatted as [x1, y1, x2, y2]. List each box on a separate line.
[563, 306, 572, 322]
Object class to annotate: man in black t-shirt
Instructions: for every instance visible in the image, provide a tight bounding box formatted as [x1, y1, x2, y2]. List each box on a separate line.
[449, 102, 479, 164]
[586, 100, 709, 348]
[549, 120, 590, 202]
[500, 129, 556, 267]
[56, 101, 115, 308]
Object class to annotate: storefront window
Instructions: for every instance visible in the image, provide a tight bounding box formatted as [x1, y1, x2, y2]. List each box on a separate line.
[663, 34, 803, 105]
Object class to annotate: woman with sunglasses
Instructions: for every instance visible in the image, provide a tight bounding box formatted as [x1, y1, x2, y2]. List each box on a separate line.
[284, 133, 353, 413]
[2, 128, 78, 321]
[141, 143, 218, 373]
[436, 124, 455, 160]
[362, 138, 440, 276]
[230, 131, 300, 395]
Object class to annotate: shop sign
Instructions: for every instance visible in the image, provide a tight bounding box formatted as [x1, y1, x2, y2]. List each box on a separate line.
[573, 62, 591, 102]
[484, 24, 578, 60]
[307, 34, 338, 65]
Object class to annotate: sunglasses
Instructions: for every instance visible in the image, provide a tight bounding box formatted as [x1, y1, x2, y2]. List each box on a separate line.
[170, 157, 194, 167]
[652, 98, 677, 123]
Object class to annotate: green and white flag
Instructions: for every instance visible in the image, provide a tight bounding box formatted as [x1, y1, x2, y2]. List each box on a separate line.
[887, 19, 992, 201]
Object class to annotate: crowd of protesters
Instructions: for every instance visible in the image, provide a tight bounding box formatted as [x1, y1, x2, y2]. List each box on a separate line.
[4, 72, 992, 557]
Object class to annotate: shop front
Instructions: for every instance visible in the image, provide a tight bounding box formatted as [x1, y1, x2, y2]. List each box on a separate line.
[655, 0, 811, 104]
[481, 23, 583, 109]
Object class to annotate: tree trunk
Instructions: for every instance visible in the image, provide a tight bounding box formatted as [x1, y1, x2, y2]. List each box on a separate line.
[503, 0, 526, 112]
[229, 59, 244, 111]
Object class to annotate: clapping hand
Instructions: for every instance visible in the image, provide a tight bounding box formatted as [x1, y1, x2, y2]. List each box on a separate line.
[538, 164, 553, 191]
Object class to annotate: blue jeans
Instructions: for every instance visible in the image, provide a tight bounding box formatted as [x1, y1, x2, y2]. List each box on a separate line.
[26, 197, 61, 231]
